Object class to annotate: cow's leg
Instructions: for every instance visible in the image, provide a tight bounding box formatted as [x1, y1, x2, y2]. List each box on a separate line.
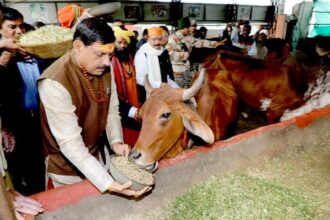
[267, 109, 282, 124]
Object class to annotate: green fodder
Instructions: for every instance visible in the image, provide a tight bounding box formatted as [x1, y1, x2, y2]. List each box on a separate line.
[167, 173, 316, 220]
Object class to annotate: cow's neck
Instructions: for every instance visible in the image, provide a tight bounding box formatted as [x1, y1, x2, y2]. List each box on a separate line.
[164, 130, 189, 158]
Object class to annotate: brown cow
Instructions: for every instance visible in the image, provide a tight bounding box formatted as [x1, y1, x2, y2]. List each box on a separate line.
[203, 50, 312, 123]
[193, 69, 238, 140]
[129, 68, 238, 171]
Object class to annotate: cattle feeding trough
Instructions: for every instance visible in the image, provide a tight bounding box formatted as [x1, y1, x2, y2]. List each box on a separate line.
[28, 108, 330, 219]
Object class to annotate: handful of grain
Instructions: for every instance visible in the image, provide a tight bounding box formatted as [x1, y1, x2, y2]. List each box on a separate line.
[18, 25, 73, 46]
[111, 156, 154, 186]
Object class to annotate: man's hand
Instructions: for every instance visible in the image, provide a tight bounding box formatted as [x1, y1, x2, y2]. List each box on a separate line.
[183, 52, 189, 61]
[112, 142, 130, 156]
[240, 48, 249, 55]
[71, 8, 94, 30]
[108, 181, 152, 197]
[215, 39, 227, 47]
[0, 39, 27, 55]
[8, 190, 43, 220]
[0, 51, 13, 67]
[133, 109, 142, 122]
[2, 129, 15, 153]
[79, 8, 93, 20]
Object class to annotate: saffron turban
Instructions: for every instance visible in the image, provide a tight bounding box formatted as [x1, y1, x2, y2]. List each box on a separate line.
[58, 5, 84, 28]
[148, 27, 163, 37]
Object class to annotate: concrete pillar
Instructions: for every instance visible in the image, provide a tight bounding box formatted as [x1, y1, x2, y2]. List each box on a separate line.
[275, 15, 286, 39]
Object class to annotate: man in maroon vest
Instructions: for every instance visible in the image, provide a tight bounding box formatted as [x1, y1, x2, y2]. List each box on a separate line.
[38, 18, 150, 197]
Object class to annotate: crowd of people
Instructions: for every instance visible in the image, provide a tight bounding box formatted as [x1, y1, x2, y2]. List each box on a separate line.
[0, 3, 276, 219]
[220, 20, 269, 59]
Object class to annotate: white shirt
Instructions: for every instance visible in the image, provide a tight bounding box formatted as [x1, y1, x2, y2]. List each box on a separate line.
[231, 26, 240, 44]
[38, 71, 123, 192]
[134, 42, 179, 89]
[248, 42, 268, 60]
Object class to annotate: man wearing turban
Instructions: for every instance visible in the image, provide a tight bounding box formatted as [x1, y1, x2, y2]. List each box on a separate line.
[57, 4, 92, 29]
[112, 26, 141, 146]
[134, 27, 178, 91]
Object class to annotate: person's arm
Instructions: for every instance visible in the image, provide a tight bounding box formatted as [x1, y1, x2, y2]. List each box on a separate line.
[126, 104, 140, 121]
[105, 72, 149, 196]
[253, 25, 265, 40]
[166, 36, 189, 63]
[1, 128, 15, 153]
[0, 39, 27, 67]
[71, 8, 93, 30]
[105, 73, 123, 145]
[0, 51, 13, 67]
[39, 79, 149, 196]
[0, 39, 26, 53]
[38, 79, 114, 192]
[192, 37, 226, 48]
[119, 100, 139, 120]
[134, 51, 148, 86]
[167, 76, 180, 88]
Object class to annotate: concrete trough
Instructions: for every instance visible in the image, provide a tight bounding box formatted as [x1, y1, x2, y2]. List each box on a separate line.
[28, 106, 330, 220]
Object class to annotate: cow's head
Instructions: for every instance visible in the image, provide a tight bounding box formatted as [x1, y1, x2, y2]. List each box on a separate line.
[129, 69, 214, 172]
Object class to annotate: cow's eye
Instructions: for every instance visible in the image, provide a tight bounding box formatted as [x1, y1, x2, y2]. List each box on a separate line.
[160, 112, 171, 120]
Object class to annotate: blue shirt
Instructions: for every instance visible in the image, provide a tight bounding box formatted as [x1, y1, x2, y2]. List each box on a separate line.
[16, 59, 40, 110]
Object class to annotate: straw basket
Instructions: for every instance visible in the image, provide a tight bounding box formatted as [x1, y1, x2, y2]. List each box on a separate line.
[19, 39, 72, 59]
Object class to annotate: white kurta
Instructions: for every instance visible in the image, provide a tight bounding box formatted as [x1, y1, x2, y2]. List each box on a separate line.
[134, 42, 179, 89]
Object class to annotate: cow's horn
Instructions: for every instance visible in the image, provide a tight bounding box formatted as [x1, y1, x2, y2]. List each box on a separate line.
[144, 74, 154, 95]
[182, 68, 206, 101]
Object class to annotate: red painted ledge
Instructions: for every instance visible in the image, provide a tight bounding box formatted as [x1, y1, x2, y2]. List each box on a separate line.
[25, 105, 330, 219]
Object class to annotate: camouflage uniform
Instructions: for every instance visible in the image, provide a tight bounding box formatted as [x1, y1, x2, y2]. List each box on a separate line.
[166, 31, 218, 88]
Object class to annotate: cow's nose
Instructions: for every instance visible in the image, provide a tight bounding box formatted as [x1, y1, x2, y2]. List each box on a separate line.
[130, 149, 141, 160]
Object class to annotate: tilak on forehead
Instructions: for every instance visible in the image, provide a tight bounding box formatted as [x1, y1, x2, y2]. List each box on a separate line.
[99, 43, 115, 53]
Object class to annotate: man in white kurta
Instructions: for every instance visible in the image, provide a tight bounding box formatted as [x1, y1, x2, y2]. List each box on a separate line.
[134, 27, 179, 89]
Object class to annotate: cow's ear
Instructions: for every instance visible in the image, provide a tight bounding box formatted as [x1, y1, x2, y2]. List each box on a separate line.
[179, 105, 214, 144]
